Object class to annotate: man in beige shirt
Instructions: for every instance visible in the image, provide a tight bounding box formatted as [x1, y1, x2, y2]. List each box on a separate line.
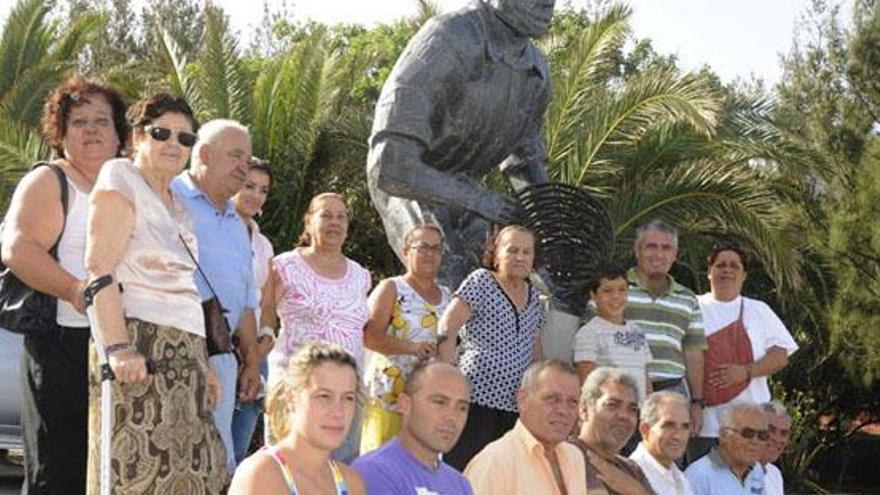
[464, 360, 586, 495]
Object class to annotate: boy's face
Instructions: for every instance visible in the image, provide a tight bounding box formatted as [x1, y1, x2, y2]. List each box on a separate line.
[590, 276, 628, 322]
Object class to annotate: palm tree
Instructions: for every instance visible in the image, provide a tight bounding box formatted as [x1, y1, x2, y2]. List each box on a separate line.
[543, 4, 809, 296]
[0, 0, 105, 208]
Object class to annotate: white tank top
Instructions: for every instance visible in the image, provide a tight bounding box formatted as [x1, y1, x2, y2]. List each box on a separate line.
[56, 175, 89, 328]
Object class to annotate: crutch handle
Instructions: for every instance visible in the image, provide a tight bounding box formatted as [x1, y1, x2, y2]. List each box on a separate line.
[100, 359, 157, 382]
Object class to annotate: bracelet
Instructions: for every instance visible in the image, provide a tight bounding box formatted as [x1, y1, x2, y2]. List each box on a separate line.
[104, 342, 132, 356]
[257, 326, 275, 340]
[690, 398, 705, 408]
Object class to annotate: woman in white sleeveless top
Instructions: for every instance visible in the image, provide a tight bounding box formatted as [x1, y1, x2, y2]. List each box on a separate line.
[1, 75, 127, 494]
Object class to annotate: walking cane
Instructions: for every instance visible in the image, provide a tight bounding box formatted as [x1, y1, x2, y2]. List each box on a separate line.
[83, 275, 154, 495]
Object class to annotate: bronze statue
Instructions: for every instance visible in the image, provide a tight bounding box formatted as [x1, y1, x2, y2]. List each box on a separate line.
[367, 0, 556, 289]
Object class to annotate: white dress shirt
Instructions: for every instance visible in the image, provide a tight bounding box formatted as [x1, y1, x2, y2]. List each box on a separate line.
[630, 443, 694, 495]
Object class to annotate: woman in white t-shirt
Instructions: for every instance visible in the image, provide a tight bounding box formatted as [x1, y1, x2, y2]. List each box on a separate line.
[687, 242, 798, 463]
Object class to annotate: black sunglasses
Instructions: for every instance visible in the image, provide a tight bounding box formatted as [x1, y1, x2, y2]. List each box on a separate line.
[726, 427, 770, 441]
[145, 125, 197, 147]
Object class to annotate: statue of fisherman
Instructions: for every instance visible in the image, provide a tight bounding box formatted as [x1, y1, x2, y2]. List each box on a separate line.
[367, 0, 557, 288]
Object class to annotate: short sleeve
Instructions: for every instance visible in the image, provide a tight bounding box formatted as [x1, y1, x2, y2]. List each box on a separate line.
[93, 159, 138, 205]
[572, 321, 599, 363]
[682, 299, 707, 350]
[455, 268, 493, 311]
[753, 300, 799, 355]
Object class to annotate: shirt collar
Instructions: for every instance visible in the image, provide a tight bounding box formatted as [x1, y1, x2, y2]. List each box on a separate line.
[476, 2, 548, 80]
[626, 267, 686, 296]
[513, 419, 562, 457]
[708, 447, 755, 479]
[175, 171, 238, 217]
[633, 443, 678, 477]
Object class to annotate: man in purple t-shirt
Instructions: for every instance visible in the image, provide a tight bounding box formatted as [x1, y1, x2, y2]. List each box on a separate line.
[353, 361, 474, 494]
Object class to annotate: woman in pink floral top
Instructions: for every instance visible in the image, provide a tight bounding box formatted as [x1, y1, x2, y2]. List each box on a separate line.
[267, 192, 370, 461]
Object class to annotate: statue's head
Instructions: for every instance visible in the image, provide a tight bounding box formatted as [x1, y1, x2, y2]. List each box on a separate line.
[486, 0, 556, 38]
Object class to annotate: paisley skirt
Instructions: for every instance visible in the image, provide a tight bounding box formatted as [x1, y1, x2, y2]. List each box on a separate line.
[86, 319, 229, 494]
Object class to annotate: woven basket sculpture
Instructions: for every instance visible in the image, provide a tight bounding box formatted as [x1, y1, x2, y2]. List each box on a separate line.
[517, 183, 616, 314]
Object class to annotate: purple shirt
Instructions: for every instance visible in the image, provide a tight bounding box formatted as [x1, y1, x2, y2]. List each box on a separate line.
[353, 438, 474, 495]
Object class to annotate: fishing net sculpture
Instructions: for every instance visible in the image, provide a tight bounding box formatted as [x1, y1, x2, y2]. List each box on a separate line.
[518, 183, 616, 315]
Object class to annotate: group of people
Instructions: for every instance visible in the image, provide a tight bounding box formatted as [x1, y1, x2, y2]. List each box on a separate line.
[0, 71, 800, 495]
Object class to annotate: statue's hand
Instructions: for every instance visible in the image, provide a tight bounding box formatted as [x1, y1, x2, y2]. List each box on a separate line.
[472, 190, 522, 224]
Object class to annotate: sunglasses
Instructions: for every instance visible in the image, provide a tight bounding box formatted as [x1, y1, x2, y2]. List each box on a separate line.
[145, 125, 197, 147]
[726, 427, 770, 441]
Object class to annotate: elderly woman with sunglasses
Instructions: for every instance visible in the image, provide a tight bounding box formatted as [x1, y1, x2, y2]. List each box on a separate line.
[83, 93, 228, 494]
[686, 242, 798, 464]
[1, 74, 127, 494]
[359, 224, 451, 453]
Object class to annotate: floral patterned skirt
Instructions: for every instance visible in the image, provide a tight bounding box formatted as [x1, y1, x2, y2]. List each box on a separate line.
[86, 319, 229, 494]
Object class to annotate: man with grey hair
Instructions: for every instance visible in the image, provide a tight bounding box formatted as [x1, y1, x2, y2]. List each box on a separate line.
[629, 391, 695, 495]
[685, 402, 767, 494]
[171, 119, 261, 473]
[625, 219, 706, 434]
[465, 359, 586, 495]
[570, 367, 656, 495]
[760, 401, 792, 495]
[367, 0, 555, 290]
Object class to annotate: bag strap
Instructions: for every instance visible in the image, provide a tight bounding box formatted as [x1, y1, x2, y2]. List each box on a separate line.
[177, 234, 222, 301]
[31, 161, 69, 256]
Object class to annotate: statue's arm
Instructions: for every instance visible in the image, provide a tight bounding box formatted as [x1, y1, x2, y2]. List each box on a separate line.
[369, 132, 518, 223]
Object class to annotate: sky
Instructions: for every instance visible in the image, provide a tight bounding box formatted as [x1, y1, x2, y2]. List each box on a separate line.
[0, 0, 854, 86]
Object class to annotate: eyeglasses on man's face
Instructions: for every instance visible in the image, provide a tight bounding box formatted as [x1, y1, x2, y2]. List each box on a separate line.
[725, 426, 770, 441]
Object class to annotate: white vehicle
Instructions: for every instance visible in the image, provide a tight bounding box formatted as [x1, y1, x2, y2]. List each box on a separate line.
[0, 330, 22, 452]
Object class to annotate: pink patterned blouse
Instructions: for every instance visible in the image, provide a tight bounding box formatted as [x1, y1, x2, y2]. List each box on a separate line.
[267, 248, 371, 385]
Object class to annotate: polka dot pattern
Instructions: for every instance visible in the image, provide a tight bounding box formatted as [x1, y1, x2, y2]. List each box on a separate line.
[455, 269, 545, 412]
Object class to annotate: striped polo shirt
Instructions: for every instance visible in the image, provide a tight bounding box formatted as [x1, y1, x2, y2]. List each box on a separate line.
[624, 268, 706, 381]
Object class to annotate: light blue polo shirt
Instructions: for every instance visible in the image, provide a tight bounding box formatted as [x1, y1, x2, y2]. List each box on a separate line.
[685, 447, 765, 495]
[171, 172, 256, 331]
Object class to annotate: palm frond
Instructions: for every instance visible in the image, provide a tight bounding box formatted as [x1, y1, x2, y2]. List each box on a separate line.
[566, 66, 720, 185]
[154, 26, 201, 110]
[0, 114, 52, 177]
[253, 29, 340, 246]
[544, 3, 632, 174]
[610, 158, 800, 291]
[194, 5, 251, 123]
[0, 0, 54, 99]
[50, 10, 105, 62]
[0, 61, 77, 127]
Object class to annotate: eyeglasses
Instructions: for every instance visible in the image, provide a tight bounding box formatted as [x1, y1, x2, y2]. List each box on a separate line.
[145, 125, 197, 147]
[408, 243, 444, 254]
[725, 427, 770, 441]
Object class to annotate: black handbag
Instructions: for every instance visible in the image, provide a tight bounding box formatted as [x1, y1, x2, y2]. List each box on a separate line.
[178, 235, 233, 356]
[0, 162, 69, 334]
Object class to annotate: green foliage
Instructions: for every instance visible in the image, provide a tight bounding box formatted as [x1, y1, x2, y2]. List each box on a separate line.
[0, 0, 106, 208]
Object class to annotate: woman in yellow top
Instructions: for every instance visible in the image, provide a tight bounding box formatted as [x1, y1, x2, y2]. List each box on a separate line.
[360, 224, 451, 453]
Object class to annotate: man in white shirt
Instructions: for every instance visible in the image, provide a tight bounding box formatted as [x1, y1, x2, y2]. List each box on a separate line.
[761, 401, 792, 495]
[630, 391, 695, 495]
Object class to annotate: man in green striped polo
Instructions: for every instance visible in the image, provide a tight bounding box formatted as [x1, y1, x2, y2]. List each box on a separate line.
[625, 219, 707, 435]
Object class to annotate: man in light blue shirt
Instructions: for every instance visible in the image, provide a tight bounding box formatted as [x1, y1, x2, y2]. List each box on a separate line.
[171, 119, 261, 473]
[685, 402, 766, 495]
